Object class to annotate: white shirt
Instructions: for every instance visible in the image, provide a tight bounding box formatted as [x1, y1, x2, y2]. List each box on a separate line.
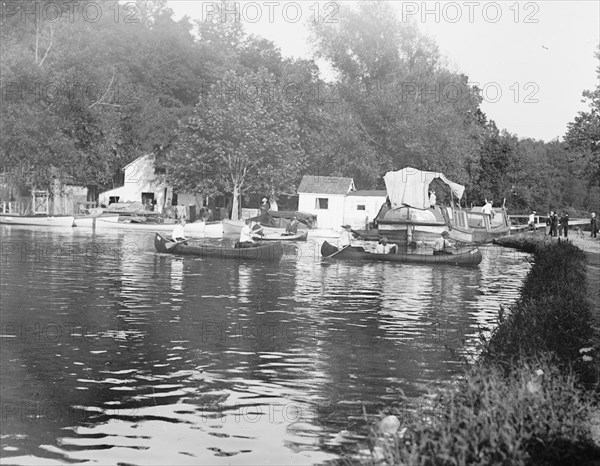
[528, 213, 535, 224]
[376, 243, 394, 254]
[172, 224, 185, 240]
[338, 230, 353, 247]
[433, 237, 450, 251]
[239, 224, 255, 243]
[482, 203, 493, 216]
[429, 192, 436, 206]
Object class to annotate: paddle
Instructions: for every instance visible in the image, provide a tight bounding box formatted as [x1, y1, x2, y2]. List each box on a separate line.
[325, 244, 350, 258]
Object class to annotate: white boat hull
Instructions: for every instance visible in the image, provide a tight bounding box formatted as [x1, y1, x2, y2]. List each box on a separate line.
[95, 219, 223, 237]
[0, 215, 74, 227]
[73, 215, 120, 227]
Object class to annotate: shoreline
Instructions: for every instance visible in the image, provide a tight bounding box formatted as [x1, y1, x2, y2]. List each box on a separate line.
[360, 233, 600, 464]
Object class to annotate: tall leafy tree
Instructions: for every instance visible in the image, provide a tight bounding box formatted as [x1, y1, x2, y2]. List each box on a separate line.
[165, 70, 305, 219]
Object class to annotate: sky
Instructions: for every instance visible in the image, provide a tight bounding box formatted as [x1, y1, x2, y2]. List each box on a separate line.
[169, 1, 600, 142]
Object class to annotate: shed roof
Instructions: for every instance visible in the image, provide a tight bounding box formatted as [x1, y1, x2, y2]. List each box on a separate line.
[347, 190, 387, 197]
[297, 175, 355, 195]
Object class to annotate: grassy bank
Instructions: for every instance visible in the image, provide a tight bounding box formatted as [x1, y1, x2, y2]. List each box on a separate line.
[358, 240, 600, 465]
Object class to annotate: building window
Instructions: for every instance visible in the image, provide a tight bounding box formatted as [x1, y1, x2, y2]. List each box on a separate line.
[357, 205, 366, 210]
[316, 198, 329, 209]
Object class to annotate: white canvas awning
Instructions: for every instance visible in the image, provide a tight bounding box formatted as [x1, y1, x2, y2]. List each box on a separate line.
[383, 167, 465, 209]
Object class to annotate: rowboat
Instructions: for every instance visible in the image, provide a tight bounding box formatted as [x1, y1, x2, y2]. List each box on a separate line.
[321, 241, 482, 266]
[97, 219, 223, 237]
[223, 218, 308, 238]
[154, 233, 284, 262]
[73, 215, 120, 227]
[260, 231, 308, 241]
[0, 214, 74, 227]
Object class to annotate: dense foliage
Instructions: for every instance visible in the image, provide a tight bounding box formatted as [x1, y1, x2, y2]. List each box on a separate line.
[359, 240, 600, 465]
[1, 1, 597, 213]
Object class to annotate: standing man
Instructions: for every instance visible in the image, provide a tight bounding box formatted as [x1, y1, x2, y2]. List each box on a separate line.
[550, 211, 558, 237]
[591, 213, 597, 238]
[429, 190, 436, 207]
[482, 199, 494, 218]
[561, 212, 569, 238]
[528, 210, 537, 235]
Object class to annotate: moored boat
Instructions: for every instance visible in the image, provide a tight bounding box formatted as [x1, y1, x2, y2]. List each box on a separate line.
[96, 219, 223, 237]
[154, 233, 284, 262]
[320, 241, 482, 266]
[260, 231, 308, 241]
[0, 214, 75, 227]
[73, 215, 120, 227]
[376, 168, 510, 245]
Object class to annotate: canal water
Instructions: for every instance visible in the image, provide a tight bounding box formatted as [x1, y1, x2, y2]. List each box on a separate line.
[0, 226, 530, 465]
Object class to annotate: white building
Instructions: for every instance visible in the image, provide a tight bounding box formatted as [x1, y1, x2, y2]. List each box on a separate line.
[297, 175, 386, 230]
[99, 154, 201, 214]
[298, 176, 354, 229]
[344, 190, 387, 229]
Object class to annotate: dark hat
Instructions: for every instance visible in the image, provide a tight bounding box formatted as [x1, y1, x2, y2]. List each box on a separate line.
[341, 225, 351, 229]
[441, 231, 449, 237]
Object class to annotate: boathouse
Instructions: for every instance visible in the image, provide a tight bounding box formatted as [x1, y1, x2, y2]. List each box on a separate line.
[297, 175, 386, 229]
[99, 154, 202, 216]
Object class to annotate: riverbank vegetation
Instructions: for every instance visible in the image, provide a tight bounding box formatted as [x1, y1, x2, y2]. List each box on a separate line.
[359, 240, 600, 465]
[1, 1, 598, 215]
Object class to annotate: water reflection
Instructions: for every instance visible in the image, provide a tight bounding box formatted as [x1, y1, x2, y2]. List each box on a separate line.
[0, 226, 530, 464]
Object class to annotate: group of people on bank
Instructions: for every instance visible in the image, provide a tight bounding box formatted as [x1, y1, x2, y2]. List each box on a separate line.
[527, 211, 598, 238]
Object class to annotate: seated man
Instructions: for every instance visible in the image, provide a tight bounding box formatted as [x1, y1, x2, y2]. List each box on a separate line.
[171, 218, 188, 243]
[338, 225, 354, 248]
[375, 237, 397, 254]
[433, 231, 456, 255]
[284, 216, 300, 235]
[237, 219, 258, 248]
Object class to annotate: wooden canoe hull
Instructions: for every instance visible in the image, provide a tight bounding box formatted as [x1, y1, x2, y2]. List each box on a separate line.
[154, 233, 284, 262]
[320, 241, 482, 266]
[0, 214, 74, 227]
[97, 219, 223, 236]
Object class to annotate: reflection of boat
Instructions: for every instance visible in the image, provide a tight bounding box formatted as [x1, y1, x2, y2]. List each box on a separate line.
[73, 215, 120, 227]
[321, 241, 482, 266]
[154, 233, 284, 262]
[376, 168, 510, 245]
[97, 219, 223, 236]
[0, 214, 74, 227]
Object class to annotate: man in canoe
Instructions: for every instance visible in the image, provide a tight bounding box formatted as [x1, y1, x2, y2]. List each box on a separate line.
[339, 224, 362, 249]
[171, 217, 188, 244]
[284, 216, 300, 236]
[433, 231, 456, 255]
[237, 219, 263, 248]
[375, 237, 397, 254]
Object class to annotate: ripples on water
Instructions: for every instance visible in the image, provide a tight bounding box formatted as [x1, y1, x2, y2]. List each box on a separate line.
[0, 226, 530, 464]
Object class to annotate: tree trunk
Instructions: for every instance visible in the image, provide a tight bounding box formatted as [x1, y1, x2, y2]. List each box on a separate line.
[232, 184, 240, 220]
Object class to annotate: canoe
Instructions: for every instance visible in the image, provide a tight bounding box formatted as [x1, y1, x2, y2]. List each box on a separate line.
[154, 233, 284, 262]
[0, 214, 74, 227]
[320, 241, 482, 266]
[222, 219, 245, 234]
[260, 231, 308, 241]
[73, 215, 120, 227]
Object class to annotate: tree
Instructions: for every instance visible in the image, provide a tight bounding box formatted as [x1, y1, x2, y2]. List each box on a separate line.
[310, 1, 482, 185]
[165, 70, 305, 219]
